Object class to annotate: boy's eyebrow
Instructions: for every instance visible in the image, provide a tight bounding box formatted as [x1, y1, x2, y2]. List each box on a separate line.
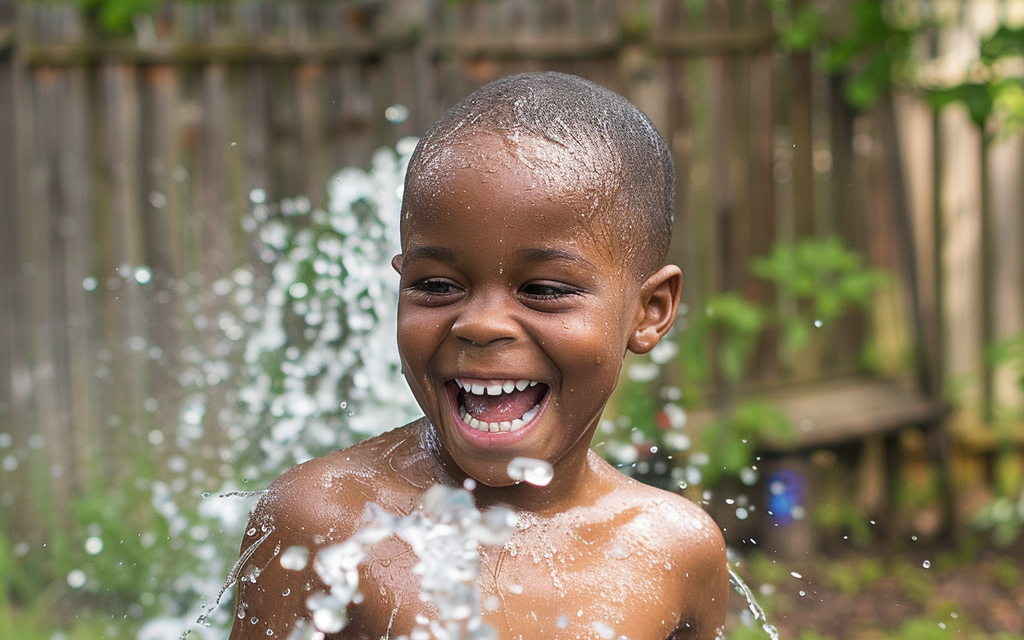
[401, 246, 459, 263]
[516, 247, 596, 268]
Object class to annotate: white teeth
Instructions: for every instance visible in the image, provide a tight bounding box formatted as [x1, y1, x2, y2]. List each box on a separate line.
[522, 404, 540, 423]
[459, 401, 542, 434]
[455, 379, 542, 395]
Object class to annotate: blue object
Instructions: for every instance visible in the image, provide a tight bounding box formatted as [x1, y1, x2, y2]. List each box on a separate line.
[766, 469, 806, 525]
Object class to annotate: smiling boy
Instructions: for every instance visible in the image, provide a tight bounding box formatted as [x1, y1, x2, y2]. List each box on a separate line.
[229, 72, 728, 640]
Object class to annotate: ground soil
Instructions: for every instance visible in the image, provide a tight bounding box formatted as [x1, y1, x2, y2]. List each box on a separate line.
[728, 541, 1024, 639]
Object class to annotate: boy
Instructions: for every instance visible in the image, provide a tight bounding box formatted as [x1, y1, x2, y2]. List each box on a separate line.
[229, 72, 728, 640]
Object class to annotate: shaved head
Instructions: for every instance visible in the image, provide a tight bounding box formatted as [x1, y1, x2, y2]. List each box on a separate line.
[402, 72, 675, 278]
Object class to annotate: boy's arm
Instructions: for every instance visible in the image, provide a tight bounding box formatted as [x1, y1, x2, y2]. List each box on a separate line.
[670, 505, 730, 640]
[227, 462, 363, 640]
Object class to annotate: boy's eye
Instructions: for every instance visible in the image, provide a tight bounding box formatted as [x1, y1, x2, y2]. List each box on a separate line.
[519, 282, 580, 300]
[411, 278, 460, 296]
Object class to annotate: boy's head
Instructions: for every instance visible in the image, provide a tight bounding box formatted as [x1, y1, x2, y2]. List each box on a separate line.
[393, 73, 681, 487]
[402, 71, 675, 279]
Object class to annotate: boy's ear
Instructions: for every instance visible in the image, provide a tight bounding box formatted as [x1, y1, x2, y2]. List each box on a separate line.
[628, 265, 682, 355]
[391, 254, 403, 275]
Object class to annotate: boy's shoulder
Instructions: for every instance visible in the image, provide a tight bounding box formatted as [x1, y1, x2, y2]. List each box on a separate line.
[250, 420, 437, 545]
[592, 457, 726, 564]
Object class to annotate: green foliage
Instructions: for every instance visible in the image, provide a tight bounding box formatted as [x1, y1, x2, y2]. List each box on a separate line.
[974, 494, 1024, 547]
[814, 501, 874, 547]
[752, 235, 888, 355]
[928, 25, 1024, 137]
[768, 0, 827, 52]
[605, 235, 888, 490]
[75, 0, 160, 34]
[929, 82, 996, 129]
[818, 557, 885, 595]
[696, 402, 792, 487]
[769, 0, 919, 110]
[823, 0, 918, 109]
[678, 292, 765, 389]
[986, 332, 1024, 393]
[972, 332, 1024, 546]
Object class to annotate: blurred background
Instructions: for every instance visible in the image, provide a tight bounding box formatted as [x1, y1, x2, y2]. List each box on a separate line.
[1, 0, 1023, 638]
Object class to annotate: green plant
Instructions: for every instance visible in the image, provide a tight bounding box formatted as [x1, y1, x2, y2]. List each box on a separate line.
[74, 0, 160, 34]
[695, 402, 792, 488]
[972, 331, 1024, 545]
[769, 0, 921, 110]
[751, 235, 889, 358]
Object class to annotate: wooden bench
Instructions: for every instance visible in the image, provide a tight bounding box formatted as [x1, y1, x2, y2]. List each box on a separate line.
[682, 375, 951, 556]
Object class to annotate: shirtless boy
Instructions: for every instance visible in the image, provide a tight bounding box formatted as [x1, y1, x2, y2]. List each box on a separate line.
[229, 71, 729, 640]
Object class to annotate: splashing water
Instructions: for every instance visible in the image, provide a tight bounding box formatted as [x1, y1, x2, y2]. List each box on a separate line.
[728, 565, 780, 640]
[506, 457, 554, 487]
[308, 484, 516, 639]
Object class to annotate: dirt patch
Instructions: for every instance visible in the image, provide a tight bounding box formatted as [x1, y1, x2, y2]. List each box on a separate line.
[728, 544, 1024, 639]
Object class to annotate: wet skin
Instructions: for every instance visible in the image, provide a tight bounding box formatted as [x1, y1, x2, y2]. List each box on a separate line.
[229, 132, 729, 640]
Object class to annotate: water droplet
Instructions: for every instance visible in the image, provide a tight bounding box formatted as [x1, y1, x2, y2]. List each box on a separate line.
[339, 401, 348, 410]
[790, 572, 803, 579]
[67, 569, 87, 588]
[82, 276, 98, 291]
[463, 478, 477, 491]
[202, 492, 212, 499]
[813, 319, 823, 328]
[506, 457, 554, 487]
[280, 545, 309, 571]
[385, 104, 409, 124]
[311, 607, 345, 634]
[84, 536, 103, 555]
[922, 560, 931, 569]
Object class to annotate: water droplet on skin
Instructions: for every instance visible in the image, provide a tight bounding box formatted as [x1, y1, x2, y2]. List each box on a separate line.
[280, 546, 309, 571]
[506, 457, 554, 486]
[592, 621, 615, 639]
[557, 616, 569, 628]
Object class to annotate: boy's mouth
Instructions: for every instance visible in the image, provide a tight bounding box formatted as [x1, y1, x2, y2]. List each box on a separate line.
[447, 378, 549, 433]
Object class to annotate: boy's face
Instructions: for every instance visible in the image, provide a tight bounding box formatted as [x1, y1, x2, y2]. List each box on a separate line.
[394, 132, 649, 487]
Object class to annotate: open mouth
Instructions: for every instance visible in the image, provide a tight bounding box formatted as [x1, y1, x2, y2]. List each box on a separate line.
[447, 378, 549, 434]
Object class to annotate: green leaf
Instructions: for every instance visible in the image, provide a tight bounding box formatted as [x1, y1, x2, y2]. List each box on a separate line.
[929, 83, 995, 129]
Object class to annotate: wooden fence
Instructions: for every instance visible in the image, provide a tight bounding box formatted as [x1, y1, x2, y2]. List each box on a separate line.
[0, 0, 1022, 549]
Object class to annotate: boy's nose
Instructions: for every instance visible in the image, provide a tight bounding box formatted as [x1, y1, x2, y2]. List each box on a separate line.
[451, 291, 518, 347]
